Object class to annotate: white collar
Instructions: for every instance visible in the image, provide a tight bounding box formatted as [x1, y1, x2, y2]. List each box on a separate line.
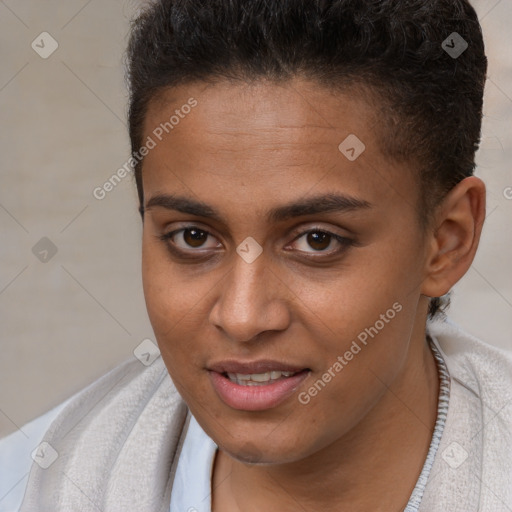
[169, 414, 218, 512]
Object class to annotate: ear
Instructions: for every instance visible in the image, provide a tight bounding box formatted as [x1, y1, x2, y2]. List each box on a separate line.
[421, 176, 486, 298]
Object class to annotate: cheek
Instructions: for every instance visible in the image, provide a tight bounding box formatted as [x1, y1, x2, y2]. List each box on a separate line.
[141, 233, 227, 400]
[142, 237, 201, 360]
[142, 244, 175, 331]
[141, 248, 207, 403]
[294, 244, 419, 353]
[290, 238, 422, 408]
[142, 233, 202, 325]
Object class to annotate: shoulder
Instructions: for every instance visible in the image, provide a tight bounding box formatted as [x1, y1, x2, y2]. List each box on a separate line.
[36, 354, 187, 448]
[427, 316, 512, 420]
[4, 355, 187, 512]
[423, 318, 512, 509]
[0, 401, 69, 512]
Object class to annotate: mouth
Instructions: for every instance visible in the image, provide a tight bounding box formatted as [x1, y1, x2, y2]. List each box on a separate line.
[207, 360, 311, 411]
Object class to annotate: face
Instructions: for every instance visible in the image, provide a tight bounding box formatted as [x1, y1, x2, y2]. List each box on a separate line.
[141, 78, 431, 465]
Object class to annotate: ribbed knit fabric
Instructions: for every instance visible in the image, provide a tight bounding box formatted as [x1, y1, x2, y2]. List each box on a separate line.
[405, 336, 451, 511]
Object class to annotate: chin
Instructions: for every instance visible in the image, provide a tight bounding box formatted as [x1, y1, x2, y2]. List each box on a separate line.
[219, 434, 308, 466]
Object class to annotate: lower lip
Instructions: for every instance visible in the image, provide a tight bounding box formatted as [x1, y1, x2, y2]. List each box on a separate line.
[208, 370, 310, 411]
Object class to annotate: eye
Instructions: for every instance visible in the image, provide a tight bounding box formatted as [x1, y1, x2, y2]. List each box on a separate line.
[159, 226, 220, 252]
[290, 228, 353, 255]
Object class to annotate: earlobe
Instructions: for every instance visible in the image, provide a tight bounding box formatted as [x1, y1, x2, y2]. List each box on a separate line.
[421, 176, 486, 298]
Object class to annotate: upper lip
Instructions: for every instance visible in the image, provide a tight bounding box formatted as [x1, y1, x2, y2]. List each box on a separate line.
[208, 360, 308, 374]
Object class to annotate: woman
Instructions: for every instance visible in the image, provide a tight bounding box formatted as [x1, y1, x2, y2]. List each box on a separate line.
[3, 0, 512, 510]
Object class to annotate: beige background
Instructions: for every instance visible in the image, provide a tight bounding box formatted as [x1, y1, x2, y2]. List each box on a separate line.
[1, 0, 511, 438]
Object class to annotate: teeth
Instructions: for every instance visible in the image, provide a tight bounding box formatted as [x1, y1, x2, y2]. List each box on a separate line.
[248, 372, 270, 382]
[226, 370, 296, 386]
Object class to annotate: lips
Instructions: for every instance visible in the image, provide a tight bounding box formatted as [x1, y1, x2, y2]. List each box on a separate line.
[207, 359, 310, 411]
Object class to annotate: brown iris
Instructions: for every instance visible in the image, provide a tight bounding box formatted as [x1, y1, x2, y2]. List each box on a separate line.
[307, 232, 331, 251]
[183, 228, 208, 248]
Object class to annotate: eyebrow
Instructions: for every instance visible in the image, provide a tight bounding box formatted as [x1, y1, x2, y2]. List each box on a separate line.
[143, 192, 371, 223]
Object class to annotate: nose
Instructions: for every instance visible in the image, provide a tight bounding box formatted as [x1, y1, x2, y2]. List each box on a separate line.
[208, 249, 291, 344]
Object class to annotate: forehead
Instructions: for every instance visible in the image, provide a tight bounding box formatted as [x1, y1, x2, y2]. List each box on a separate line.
[145, 78, 376, 153]
[141, 78, 418, 219]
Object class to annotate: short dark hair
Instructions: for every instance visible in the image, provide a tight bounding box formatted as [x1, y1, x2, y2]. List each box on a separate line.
[126, 0, 487, 319]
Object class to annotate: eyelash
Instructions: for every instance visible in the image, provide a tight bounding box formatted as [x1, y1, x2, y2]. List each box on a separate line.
[158, 225, 354, 259]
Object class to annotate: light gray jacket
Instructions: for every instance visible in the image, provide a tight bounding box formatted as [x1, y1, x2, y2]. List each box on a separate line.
[19, 319, 512, 511]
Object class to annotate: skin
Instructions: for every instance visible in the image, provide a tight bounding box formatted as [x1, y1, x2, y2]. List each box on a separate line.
[140, 78, 485, 511]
